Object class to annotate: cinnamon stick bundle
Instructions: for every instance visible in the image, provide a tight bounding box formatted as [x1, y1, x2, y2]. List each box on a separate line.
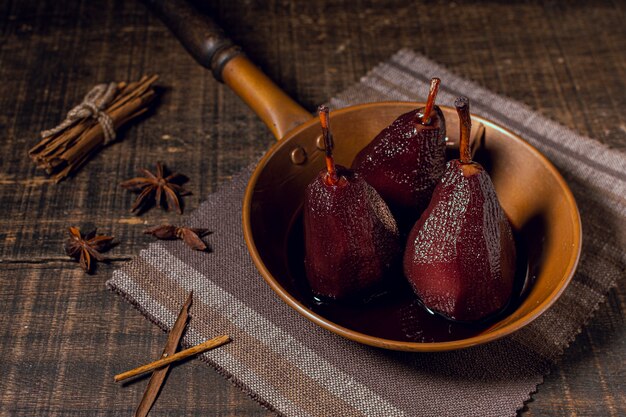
[29, 74, 158, 182]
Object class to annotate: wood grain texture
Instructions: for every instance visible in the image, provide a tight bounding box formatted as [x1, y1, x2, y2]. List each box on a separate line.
[0, 0, 623, 416]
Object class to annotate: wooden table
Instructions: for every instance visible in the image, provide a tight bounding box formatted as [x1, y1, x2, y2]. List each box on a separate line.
[1, 1, 624, 415]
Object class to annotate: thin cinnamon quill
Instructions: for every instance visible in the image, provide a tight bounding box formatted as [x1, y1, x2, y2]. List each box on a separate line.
[133, 291, 193, 417]
[29, 74, 158, 182]
[115, 335, 231, 383]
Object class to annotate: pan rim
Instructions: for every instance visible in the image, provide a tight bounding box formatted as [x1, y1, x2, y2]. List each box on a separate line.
[242, 101, 582, 352]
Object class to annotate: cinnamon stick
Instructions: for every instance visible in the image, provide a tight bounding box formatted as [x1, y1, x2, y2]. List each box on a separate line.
[114, 335, 231, 383]
[134, 291, 193, 417]
[29, 75, 158, 182]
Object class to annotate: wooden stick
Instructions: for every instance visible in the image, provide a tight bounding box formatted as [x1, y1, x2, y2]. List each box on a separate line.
[114, 335, 231, 382]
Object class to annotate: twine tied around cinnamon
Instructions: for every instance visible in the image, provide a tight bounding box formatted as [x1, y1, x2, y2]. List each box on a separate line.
[41, 82, 118, 144]
[29, 74, 158, 182]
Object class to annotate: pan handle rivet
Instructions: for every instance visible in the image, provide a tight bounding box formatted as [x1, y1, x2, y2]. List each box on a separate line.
[290, 146, 307, 165]
[315, 134, 325, 150]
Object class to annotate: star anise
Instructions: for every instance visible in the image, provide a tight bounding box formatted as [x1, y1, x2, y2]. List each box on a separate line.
[120, 162, 191, 214]
[64, 227, 115, 273]
[145, 225, 211, 251]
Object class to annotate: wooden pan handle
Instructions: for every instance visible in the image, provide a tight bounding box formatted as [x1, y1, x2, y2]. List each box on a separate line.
[142, 0, 312, 140]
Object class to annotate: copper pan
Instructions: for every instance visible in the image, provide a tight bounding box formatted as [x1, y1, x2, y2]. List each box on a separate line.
[146, 0, 581, 351]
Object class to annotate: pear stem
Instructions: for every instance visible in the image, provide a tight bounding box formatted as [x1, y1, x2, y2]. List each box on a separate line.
[455, 96, 472, 163]
[421, 78, 441, 125]
[318, 105, 338, 185]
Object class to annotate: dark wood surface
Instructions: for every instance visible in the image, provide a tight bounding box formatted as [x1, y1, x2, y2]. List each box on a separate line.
[1, 0, 624, 416]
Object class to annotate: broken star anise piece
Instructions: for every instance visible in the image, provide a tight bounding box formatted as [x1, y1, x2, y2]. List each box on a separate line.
[64, 226, 115, 273]
[145, 225, 211, 251]
[120, 162, 191, 215]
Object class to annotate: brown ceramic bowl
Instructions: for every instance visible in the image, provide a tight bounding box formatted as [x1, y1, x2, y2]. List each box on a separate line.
[243, 102, 582, 352]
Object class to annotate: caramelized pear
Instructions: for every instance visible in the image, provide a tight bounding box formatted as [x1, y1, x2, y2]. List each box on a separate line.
[403, 97, 516, 322]
[304, 106, 401, 300]
[352, 78, 446, 229]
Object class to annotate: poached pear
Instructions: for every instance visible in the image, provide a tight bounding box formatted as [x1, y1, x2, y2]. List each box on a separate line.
[403, 96, 516, 322]
[304, 106, 401, 300]
[352, 78, 447, 229]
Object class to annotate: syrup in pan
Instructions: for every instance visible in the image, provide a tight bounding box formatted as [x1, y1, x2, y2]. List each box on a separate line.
[285, 212, 534, 343]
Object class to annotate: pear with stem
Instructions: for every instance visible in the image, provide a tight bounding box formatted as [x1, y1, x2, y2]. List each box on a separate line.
[403, 96, 516, 321]
[352, 78, 447, 230]
[303, 106, 401, 300]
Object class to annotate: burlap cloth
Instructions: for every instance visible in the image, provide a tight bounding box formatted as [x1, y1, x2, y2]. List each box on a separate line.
[107, 49, 626, 417]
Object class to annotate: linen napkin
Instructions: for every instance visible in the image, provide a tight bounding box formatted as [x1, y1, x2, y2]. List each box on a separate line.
[107, 49, 626, 417]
